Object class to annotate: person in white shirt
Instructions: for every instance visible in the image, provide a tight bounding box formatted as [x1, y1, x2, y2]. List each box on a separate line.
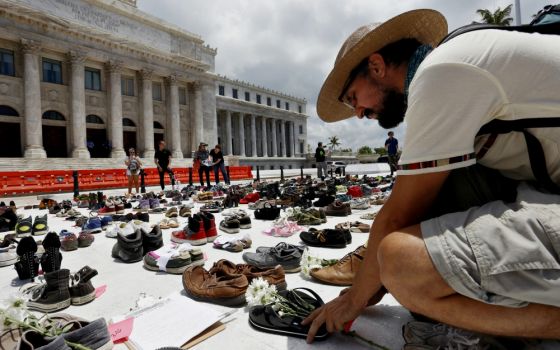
[305, 9, 560, 342]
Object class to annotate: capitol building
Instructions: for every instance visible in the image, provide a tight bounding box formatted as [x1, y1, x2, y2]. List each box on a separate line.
[0, 0, 308, 170]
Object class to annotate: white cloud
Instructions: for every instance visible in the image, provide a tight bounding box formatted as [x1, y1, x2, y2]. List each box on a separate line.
[138, 0, 552, 151]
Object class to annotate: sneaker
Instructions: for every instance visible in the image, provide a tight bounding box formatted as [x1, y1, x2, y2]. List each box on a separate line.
[69, 265, 98, 305]
[134, 199, 150, 211]
[97, 200, 116, 215]
[14, 236, 38, 280]
[222, 208, 248, 217]
[32, 214, 49, 236]
[142, 225, 163, 254]
[143, 244, 204, 274]
[111, 229, 143, 263]
[403, 321, 491, 350]
[23, 269, 71, 313]
[200, 212, 218, 242]
[335, 221, 370, 233]
[263, 217, 304, 237]
[113, 199, 125, 214]
[239, 192, 260, 204]
[235, 213, 252, 229]
[41, 232, 63, 273]
[105, 221, 131, 238]
[360, 211, 378, 220]
[213, 234, 252, 253]
[100, 216, 113, 230]
[313, 195, 335, 207]
[209, 259, 286, 290]
[135, 212, 150, 223]
[15, 216, 33, 237]
[82, 213, 102, 234]
[78, 231, 95, 248]
[324, 200, 351, 216]
[149, 198, 160, 209]
[243, 242, 304, 273]
[171, 215, 207, 246]
[300, 228, 349, 248]
[0, 246, 17, 267]
[165, 207, 178, 218]
[309, 245, 366, 286]
[349, 198, 370, 210]
[304, 208, 327, 223]
[59, 230, 78, 251]
[200, 202, 222, 213]
[182, 265, 248, 306]
[179, 206, 192, 217]
[219, 217, 240, 234]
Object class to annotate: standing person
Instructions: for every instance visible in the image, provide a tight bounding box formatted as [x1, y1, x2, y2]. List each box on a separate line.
[385, 131, 399, 175]
[314, 142, 327, 180]
[125, 148, 142, 196]
[154, 140, 174, 191]
[210, 144, 229, 185]
[194, 142, 211, 187]
[305, 9, 560, 343]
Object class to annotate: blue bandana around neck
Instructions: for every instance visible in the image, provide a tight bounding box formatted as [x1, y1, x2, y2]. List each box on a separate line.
[404, 44, 433, 101]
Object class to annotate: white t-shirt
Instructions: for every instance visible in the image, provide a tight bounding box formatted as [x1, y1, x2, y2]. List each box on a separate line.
[399, 29, 560, 184]
[125, 156, 141, 176]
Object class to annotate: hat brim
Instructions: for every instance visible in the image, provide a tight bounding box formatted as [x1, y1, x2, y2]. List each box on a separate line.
[317, 9, 448, 123]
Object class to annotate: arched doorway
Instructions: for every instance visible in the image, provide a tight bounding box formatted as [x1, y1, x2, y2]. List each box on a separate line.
[0, 105, 22, 157]
[42, 110, 67, 157]
[122, 118, 137, 154]
[154, 121, 164, 149]
[86, 115, 109, 158]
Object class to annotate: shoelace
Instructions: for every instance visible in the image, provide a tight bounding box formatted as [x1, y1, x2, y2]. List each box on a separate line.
[22, 282, 46, 301]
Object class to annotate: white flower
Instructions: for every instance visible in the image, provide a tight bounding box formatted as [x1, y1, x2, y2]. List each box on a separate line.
[245, 278, 277, 307]
[300, 248, 324, 277]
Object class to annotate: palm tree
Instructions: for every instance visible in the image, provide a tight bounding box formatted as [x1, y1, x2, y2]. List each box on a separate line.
[328, 136, 340, 151]
[476, 4, 514, 25]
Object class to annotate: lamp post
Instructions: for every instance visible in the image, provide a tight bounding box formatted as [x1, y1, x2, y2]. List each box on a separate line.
[515, 0, 521, 25]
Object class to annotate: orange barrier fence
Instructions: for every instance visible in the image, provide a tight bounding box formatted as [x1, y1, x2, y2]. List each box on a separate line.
[0, 166, 253, 196]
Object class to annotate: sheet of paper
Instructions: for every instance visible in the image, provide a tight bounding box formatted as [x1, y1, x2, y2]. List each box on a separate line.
[127, 292, 223, 350]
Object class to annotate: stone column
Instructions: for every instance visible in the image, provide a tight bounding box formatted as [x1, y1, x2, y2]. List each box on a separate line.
[68, 50, 90, 159]
[271, 119, 277, 157]
[190, 82, 203, 153]
[106, 60, 125, 158]
[238, 113, 245, 156]
[288, 121, 294, 157]
[250, 114, 257, 157]
[225, 110, 233, 155]
[261, 117, 268, 157]
[166, 74, 183, 158]
[280, 120, 286, 157]
[20, 39, 46, 158]
[140, 69, 155, 159]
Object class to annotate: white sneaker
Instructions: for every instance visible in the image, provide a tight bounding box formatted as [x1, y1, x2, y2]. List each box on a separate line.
[350, 198, 370, 210]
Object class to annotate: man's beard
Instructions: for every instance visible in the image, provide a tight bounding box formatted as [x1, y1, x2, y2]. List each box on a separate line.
[363, 88, 407, 129]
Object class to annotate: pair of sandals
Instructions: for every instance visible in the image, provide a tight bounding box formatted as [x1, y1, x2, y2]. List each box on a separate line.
[248, 288, 329, 340]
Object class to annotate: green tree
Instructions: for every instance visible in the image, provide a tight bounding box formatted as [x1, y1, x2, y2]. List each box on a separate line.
[328, 136, 341, 150]
[358, 146, 373, 155]
[374, 147, 387, 156]
[475, 4, 513, 25]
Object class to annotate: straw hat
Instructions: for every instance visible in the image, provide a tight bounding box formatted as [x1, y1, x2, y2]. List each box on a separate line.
[317, 9, 448, 123]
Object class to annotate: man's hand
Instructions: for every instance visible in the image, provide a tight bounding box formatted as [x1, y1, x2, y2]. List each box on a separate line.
[302, 289, 366, 343]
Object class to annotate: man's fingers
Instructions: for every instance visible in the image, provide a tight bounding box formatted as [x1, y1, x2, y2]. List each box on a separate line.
[305, 312, 325, 344]
[302, 306, 322, 325]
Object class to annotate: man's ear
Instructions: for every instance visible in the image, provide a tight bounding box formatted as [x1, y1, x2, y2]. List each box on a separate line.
[367, 53, 386, 78]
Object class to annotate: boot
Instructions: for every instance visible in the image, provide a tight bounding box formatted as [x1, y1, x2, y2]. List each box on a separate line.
[142, 225, 163, 254]
[26, 269, 71, 313]
[15, 236, 38, 280]
[40, 232, 62, 273]
[69, 266, 98, 305]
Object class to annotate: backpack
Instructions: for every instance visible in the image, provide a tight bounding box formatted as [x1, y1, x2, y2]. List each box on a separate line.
[438, 4, 560, 194]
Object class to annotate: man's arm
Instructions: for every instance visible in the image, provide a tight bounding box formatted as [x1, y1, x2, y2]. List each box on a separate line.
[304, 170, 450, 342]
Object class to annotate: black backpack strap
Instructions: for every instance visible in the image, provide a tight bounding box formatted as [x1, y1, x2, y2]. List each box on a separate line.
[477, 118, 560, 194]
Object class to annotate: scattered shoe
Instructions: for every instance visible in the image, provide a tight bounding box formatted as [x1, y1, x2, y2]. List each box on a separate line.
[69, 265, 98, 305]
[310, 245, 366, 286]
[60, 230, 78, 251]
[111, 229, 143, 263]
[78, 231, 95, 248]
[14, 236, 38, 280]
[219, 217, 240, 234]
[200, 212, 218, 242]
[32, 215, 48, 236]
[0, 246, 17, 267]
[360, 211, 378, 220]
[142, 225, 163, 254]
[349, 198, 370, 210]
[24, 268, 71, 313]
[243, 242, 304, 273]
[82, 213, 102, 234]
[165, 207, 178, 218]
[182, 265, 248, 306]
[213, 234, 252, 253]
[15, 216, 33, 237]
[171, 214, 207, 246]
[209, 259, 285, 290]
[300, 228, 350, 248]
[335, 221, 371, 233]
[324, 200, 351, 216]
[144, 244, 204, 274]
[41, 231, 63, 273]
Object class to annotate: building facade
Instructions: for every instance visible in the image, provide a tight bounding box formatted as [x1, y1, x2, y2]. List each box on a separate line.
[0, 0, 308, 170]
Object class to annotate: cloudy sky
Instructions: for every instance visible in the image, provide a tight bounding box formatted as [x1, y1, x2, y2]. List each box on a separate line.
[139, 0, 551, 152]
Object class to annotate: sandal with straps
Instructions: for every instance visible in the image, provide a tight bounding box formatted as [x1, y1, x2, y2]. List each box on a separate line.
[248, 287, 329, 340]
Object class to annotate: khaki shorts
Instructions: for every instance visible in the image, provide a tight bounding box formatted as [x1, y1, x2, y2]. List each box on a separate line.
[422, 182, 560, 308]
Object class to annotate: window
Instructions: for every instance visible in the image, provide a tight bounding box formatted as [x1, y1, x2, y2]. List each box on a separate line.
[42, 58, 62, 84]
[152, 82, 162, 101]
[121, 77, 134, 96]
[256, 94, 261, 104]
[218, 85, 225, 96]
[0, 105, 18, 116]
[298, 105, 302, 113]
[285, 102, 290, 111]
[232, 88, 238, 99]
[0, 49, 14, 76]
[299, 142, 304, 154]
[244, 91, 250, 102]
[42, 110, 65, 121]
[276, 100, 281, 108]
[179, 87, 187, 105]
[153, 121, 164, 129]
[266, 97, 271, 106]
[85, 68, 101, 90]
[122, 118, 136, 127]
[86, 115, 104, 124]
[299, 125, 303, 134]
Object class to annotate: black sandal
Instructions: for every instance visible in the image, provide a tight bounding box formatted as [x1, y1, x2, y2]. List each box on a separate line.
[248, 287, 329, 340]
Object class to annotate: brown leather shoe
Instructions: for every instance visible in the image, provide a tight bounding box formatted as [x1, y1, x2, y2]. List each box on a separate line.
[324, 200, 351, 216]
[209, 259, 287, 290]
[309, 245, 366, 286]
[182, 265, 248, 306]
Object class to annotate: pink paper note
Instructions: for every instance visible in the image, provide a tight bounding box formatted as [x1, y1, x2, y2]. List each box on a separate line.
[108, 317, 134, 343]
[95, 284, 107, 298]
